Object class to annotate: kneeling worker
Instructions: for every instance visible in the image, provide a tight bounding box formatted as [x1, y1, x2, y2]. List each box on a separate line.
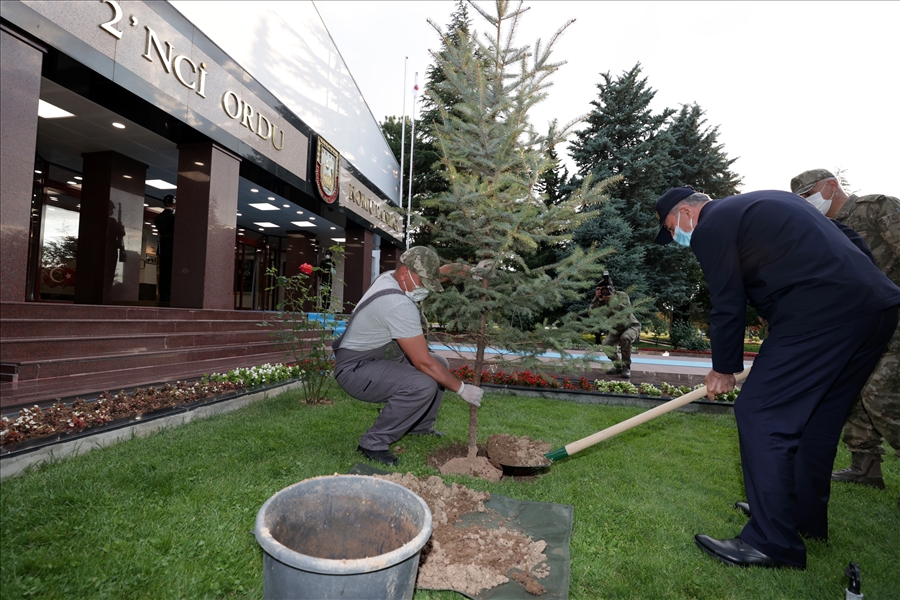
[333, 246, 484, 466]
[591, 273, 641, 379]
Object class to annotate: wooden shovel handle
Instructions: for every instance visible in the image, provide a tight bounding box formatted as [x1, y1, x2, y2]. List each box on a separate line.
[564, 365, 752, 457]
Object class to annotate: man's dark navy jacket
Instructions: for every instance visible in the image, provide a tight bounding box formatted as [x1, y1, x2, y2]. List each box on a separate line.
[691, 190, 900, 373]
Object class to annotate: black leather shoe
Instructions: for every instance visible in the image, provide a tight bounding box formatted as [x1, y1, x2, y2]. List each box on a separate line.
[735, 501, 751, 517]
[409, 429, 445, 438]
[694, 535, 799, 569]
[356, 445, 399, 466]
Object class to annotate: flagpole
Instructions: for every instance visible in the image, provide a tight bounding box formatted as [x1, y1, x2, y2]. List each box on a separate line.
[399, 57, 408, 247]
[406, 73, 418, 250]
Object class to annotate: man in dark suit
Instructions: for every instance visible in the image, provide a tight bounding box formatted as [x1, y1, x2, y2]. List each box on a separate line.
[654, 187, 900, 569]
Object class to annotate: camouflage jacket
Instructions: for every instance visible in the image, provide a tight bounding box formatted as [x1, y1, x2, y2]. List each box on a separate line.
[836, 193, 900, 286]
[590, 291, 641, 332]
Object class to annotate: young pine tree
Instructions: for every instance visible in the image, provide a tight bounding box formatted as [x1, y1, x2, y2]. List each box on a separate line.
[423, 1, 627, 455]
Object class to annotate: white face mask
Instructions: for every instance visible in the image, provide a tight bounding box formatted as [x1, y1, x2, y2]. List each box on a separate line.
[406, 286, 430, 303]
[805, 186, 833, 215]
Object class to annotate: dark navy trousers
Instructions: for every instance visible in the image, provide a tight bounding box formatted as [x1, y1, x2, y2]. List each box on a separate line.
[735, 307, 898, 567]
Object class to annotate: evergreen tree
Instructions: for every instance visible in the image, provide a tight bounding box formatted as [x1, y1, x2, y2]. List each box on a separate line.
[424, 0, 629, 454]
[568, 63, 674, 304]
[666, 103, 741, 197]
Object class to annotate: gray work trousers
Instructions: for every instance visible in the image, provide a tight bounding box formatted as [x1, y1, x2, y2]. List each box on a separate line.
[334, 341, 448, 451]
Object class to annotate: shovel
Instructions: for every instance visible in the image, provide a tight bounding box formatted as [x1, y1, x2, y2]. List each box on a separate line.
[545, 366, 752, 462]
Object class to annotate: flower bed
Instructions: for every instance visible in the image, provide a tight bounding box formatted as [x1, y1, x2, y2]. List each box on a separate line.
[1, 364, 302, 447]
[450, 365, 740, 402]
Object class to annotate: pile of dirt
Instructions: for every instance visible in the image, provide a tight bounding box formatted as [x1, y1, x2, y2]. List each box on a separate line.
[375, 472, 549, 596]
[486, 434, 551, 467]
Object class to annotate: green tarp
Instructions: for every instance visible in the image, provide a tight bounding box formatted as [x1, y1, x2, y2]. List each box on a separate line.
[349, 463, 574, 599]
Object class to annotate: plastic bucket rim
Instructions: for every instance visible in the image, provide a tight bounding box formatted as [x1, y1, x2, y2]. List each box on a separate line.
[254, 475, 433, 575]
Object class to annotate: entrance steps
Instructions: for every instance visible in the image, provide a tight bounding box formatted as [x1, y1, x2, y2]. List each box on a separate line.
[0, 302, 319, 411]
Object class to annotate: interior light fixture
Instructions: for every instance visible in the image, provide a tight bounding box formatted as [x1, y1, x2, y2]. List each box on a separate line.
[250, 188, 259, 193]
[123, 175, 132, 179]
[144, 203, 149, 207]
[236, 212, 242, 216]
[296, 211, 304, 215]
[268, 196, 275, 200]
[194, 162, 204, 166]
[37, 100, 74, 119]
[309, 217, 316, 220]
[35, 170, 42, 174]
[282, 204, 290, 208]
[330, 227, 336, 230]
[145, 179, 177, 190]
[291, 221, 316, 228]
[67, 181, 78, 185]
[112, 122, 126, 129]
[249, 203, 279, 211]
[254, 222, 279, 228]
[331, 237, 346, 242]
[74, 176, 83, 180]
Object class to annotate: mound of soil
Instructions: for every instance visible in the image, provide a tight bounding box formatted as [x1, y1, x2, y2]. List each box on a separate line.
[375, 472, 549, 596]
[486, 434, 551, 467]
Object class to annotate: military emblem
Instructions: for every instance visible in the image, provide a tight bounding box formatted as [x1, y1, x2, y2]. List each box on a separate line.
[316, 137, 340, 204]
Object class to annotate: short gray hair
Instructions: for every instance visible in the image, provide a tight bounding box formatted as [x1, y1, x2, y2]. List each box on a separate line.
[671, 192, 711, 215]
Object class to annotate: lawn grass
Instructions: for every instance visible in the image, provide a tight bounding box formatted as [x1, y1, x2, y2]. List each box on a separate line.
[1, 388, 897, 599]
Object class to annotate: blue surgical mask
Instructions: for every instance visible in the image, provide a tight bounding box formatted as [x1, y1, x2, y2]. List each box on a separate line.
[673, 212, 694, 247]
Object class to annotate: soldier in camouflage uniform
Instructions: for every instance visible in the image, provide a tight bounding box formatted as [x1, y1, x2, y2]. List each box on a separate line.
[791, 169, 900, 498]
[590, 275, 642, 379]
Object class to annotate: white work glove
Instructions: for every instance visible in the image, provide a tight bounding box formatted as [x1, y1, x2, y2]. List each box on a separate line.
[457, 381, 483, 407]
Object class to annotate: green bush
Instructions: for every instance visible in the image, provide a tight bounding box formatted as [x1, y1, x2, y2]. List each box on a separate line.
[670, 321, 710, 351]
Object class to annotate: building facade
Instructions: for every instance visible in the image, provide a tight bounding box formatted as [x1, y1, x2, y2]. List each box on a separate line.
[0, 1, 406, 409]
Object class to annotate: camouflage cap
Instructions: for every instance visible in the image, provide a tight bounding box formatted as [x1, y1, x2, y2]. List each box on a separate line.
[400, 247, 444, 292]
[790, 169, 835, 195]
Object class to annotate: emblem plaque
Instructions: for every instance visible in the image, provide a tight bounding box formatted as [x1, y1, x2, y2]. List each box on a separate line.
[316, 137, 340, 203]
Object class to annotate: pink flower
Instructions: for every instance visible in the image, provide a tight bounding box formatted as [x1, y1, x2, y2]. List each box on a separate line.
[300, 263, 314, 275]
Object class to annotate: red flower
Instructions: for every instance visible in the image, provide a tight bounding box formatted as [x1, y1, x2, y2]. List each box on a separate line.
[299, 263, 314, 275]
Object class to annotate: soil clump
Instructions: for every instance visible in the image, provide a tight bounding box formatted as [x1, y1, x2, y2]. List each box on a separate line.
[375, 472, 549, 596]
[486, 434, 552, 467]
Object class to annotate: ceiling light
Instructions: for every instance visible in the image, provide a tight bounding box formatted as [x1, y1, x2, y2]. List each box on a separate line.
[268, 196, 275, 200]
[250, 188, 259, 193]
[67, 181, 78, 185]
[145, 222, 151, 225]
[112, 122, 126, 129]
[145, 179, 177, 190]
[238, 228, 245, 232]
[49, 197, 58, 201]
[296, 211, 304, 215]
[74, 176, 82, 180]
[249, 203, 279, 211]
[152, 232, 158, 236]
[35, 170, 42, 174]
[144, 203, 149, 207]
[194, 162, 204, 166]
[330, 227, 336, 230]
[309, 217, 315, 220]
[331, 237, 346, 242]
[37, 100, 74, 119]
[122, 175, 132, 179]
[254, 222, 279, 228]
[291, 221, 315, 228]
[236, 212, 242, 216]
[281, 204, 289, 208]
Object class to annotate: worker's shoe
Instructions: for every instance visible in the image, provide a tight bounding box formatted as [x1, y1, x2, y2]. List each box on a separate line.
[694, 535, 799, 569]
[734, 501, 751, 517]
[357, 445, 399, 466]
[832, 453, 886, 489]
[621, 367, 631, 379]
[606, 366, 623, 375]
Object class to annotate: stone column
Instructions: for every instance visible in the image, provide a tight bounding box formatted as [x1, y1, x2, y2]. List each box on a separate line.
[0, 26, 45, 303]
[380, 243, 404, 274]
[170, 142, 241, 310]
[285, 232, 318, 311]
[75, 152, 148, 305]
[341, 223, 374, 312]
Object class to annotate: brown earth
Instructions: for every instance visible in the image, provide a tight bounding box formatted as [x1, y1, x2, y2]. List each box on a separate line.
[486, 434, 551, 467]
[375, 472, 549, 597]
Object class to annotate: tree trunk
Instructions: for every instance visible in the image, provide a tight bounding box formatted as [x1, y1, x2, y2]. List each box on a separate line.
[468, 278, 489, 459]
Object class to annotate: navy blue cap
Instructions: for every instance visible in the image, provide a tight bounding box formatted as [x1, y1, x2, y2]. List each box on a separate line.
[654, 187, 696, 245]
